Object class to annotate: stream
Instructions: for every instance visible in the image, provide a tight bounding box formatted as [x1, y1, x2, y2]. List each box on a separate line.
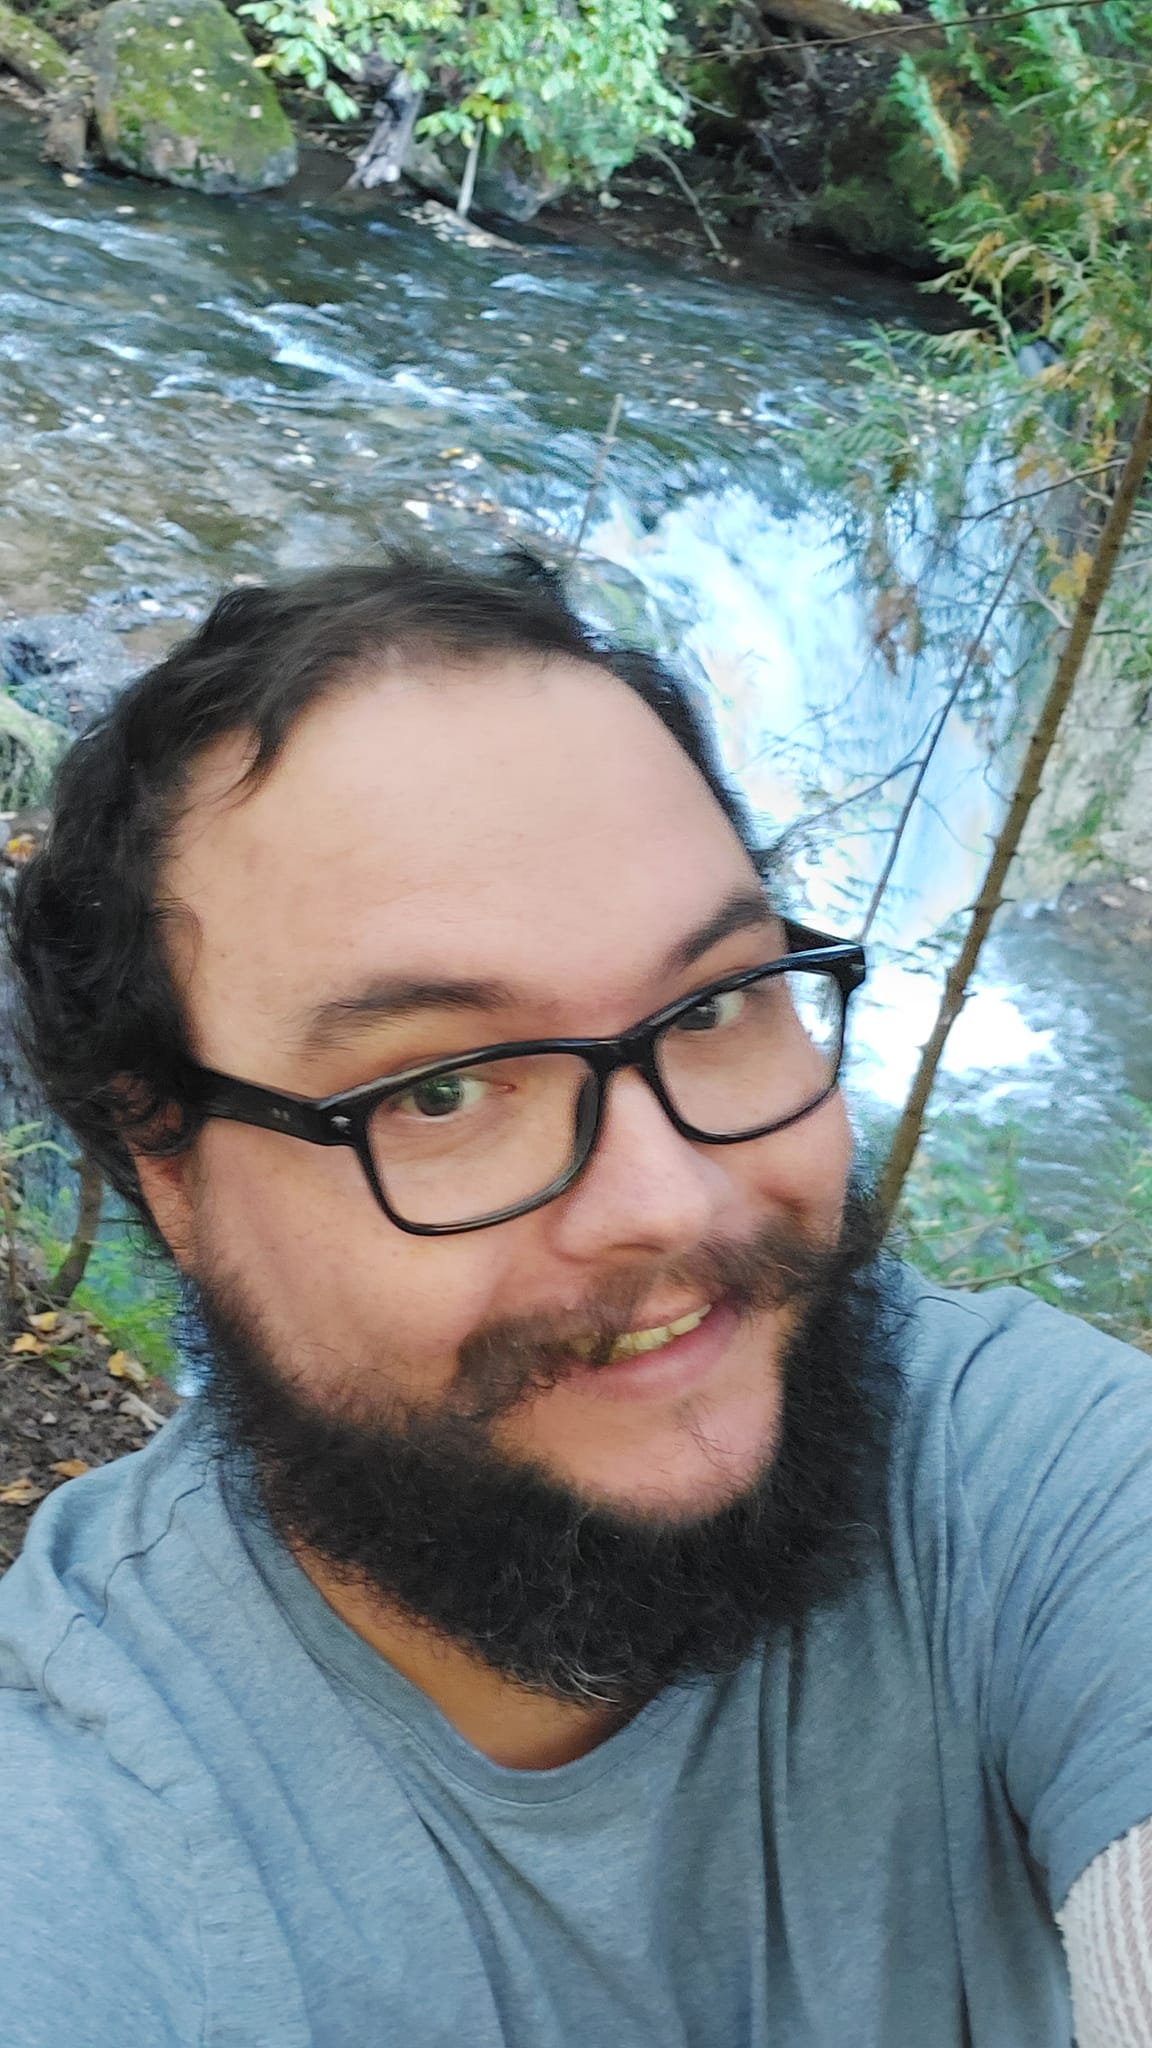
[1, 109, 1148, 1339]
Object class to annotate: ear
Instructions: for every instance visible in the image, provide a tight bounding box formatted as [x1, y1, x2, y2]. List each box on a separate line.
[133, 1149, 197, 1271]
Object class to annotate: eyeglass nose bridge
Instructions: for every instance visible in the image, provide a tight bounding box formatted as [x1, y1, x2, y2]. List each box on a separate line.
[574, 1021, 685, 1153]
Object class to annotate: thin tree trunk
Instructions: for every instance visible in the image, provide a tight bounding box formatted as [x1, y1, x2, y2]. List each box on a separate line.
[49, 1153, 103, 1303]
[878, 378, 1152, 1225]
[0, 1154, 19, 1308]
[456, 127, 481, 219]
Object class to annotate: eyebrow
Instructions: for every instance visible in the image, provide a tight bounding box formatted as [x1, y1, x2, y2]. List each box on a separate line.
[294, 885, 776, 1057]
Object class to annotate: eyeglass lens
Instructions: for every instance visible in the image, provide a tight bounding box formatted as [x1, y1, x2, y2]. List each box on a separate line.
[366, 966, 844, 1229]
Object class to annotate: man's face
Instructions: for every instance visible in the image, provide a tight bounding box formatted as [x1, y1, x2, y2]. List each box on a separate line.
[150, 655, 853, 1521]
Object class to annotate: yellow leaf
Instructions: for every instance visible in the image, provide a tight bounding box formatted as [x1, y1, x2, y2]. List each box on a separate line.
[107, 1350, 149, 1387]
[9, 1333, 45, 1355]
[29, 1310, 58, 1333]
[251, 50, 275, 64]
[50, 1458, 91, 1480]
[5, 833, 37, 863]
[0, 1477, 45, 1506]
[1049, 549, 1093, 606]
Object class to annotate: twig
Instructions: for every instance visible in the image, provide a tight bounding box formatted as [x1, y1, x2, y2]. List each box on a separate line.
[569, 394, 623, 564]
[958, 458, 1125, 525]
[646, 147, 726, 256]
[456, 127, 481, 220]
[860, 533, 1030, 941]
[967, 1222, 1123, 1291]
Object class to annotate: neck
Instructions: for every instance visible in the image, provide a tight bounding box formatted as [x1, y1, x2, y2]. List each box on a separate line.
[295, 1546, 633, 1770]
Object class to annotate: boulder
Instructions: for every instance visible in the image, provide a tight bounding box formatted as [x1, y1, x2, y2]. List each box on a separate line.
[0, 614, 136, 733]
[90, 0, 296, 194]
[0, 695, 67, 814]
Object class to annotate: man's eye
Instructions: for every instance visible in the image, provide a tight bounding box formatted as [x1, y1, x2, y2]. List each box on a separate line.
[674, 988, 747, 1034]
[393, 1072, 488, 1120]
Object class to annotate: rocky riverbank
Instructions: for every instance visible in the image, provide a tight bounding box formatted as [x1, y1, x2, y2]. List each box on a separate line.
[0, 0, 958, 271]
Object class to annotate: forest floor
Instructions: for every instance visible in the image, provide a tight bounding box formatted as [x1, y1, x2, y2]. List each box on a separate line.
[0, 1244, 178, 1572]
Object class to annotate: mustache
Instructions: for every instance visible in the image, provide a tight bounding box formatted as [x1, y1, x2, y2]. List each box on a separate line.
[451, 1215, 855, 1425]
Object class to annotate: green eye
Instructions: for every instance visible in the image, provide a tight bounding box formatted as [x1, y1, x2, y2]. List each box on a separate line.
[400, 1073, 484, 1120]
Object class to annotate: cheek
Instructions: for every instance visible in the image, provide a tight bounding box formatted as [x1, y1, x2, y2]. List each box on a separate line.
[187, 1125, 514, 1399]
[735, 1090, 854, 1230]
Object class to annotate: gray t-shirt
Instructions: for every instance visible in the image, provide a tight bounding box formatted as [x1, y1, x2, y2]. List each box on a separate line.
[3, 1277, 1152, 2047]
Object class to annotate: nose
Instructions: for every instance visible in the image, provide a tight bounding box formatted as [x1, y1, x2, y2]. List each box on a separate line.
[546, 1064, 729, 1265]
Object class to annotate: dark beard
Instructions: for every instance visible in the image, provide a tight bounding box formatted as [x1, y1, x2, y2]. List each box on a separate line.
[189, 1181, 908, 1709]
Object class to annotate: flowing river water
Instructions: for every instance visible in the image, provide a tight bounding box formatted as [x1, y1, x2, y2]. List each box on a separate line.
[0, 110, 1148, 1337]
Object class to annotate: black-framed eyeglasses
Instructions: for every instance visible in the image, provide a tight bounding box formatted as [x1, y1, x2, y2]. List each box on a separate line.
[190, 920, 865, 1237]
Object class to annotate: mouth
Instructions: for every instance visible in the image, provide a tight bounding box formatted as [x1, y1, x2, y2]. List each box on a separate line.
[570, 1302, 714, 1364]
[559, 1299, 742, 1405]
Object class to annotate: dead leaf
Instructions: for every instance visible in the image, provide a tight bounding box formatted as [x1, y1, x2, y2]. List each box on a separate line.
[0, 1477, 46, 1506]
[49, 1458, 91, 1481]
[29, 1310, 58, 1334]
[118, 1390, 166, 1432]
[5, 833, 37, 863]
[9, 1333, 45, 1356]
[107, 1350, 149, 1387]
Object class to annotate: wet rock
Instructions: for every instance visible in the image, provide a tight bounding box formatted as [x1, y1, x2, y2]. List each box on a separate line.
[90, 0, 297, 195]
[402, 133, 567, 224]
[42, 88, 91, 174]
[0, 614, 135, 732]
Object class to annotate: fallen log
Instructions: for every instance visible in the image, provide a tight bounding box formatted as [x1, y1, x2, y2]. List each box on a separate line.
[754, 0, 944, 50]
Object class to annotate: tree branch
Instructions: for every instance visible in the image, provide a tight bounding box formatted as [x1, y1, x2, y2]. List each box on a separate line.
[703, 0, 1118, 61]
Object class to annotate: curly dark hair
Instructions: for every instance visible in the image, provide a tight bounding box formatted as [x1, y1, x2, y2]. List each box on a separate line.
[6, 550, 765, 1238]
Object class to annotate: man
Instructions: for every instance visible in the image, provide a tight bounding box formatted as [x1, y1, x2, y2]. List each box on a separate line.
[1, 553, 1149, 2046]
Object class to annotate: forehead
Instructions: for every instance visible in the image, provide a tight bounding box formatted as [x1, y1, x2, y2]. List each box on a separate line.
[163, 654, 758, 1070]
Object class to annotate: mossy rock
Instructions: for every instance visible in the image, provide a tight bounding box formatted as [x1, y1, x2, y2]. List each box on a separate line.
[90, 0, 296, 194]
[0, 0, 74, 91]
[0, 692, 68, 812]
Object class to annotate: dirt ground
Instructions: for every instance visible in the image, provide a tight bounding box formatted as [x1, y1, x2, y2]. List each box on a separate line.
[0, 1255, 179, 1572]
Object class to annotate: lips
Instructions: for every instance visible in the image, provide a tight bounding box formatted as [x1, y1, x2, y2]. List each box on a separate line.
[562, 1298, 742, 1405]
[568, 1302, 715, 1365]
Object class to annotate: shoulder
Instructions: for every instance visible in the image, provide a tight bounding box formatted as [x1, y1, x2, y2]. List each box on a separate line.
[0, 1400, 214, 1702]
[0, 1686, 205, 2042]
[0, 1407, 226, 2042]
[895, 1271, 1152, 1482]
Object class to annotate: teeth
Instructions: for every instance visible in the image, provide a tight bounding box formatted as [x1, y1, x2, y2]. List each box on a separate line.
[607, 1304, 711, 1361]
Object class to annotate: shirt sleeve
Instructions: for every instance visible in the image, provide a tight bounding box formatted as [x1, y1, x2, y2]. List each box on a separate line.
[1057, 1817, 1152, 2046]
[934, 1287, 1152, 1911]
[0, 1689, 205, 2047]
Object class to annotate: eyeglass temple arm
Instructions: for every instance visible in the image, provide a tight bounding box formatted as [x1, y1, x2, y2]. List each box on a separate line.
[194, 1070, 347, 1145]
[783, 919, 867, 987]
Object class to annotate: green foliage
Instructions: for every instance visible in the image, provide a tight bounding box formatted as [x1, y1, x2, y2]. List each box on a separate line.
[900, 1104, 1152, 1354]
[788, 0, 1152, 843]
[21, 1186, 179, 1379]
[240, 0, 690, 183]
